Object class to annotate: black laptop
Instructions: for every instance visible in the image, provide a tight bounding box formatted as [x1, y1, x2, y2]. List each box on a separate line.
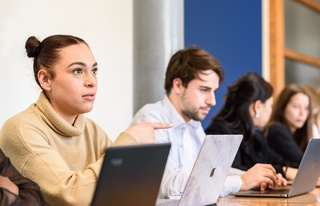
[91, 143, 171, 206]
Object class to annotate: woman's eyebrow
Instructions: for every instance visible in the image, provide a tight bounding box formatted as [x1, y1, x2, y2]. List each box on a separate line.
[67, 62, 86, 68]
[67, 62, 98, 68]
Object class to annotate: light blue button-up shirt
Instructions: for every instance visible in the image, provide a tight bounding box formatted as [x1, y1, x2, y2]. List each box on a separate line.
[130, 96, 243, 198]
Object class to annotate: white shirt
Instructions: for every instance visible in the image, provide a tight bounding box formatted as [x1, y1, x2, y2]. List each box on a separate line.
[130, 96, 243, 198]
[181, 127, 197, 174]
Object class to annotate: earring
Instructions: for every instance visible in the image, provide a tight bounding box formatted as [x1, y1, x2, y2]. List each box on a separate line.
[255, 110, 260, 118]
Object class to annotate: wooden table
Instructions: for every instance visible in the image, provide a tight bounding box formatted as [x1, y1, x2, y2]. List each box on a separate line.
[216, 188, 320, 205]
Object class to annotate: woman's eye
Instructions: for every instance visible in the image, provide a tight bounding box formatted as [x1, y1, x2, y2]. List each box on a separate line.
[92, 68, 98, 75]
[73, 69, 83, 75]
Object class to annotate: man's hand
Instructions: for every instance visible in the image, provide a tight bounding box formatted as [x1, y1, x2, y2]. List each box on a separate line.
[125, 122, 173, 144]
[240, 163, 286, 191]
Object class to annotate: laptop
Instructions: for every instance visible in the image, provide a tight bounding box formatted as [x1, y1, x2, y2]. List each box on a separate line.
[287, 180, 320, 187]
[232, 138, 320, 198]
[91, 143, 171, 206]
[156, 134, 243, 206]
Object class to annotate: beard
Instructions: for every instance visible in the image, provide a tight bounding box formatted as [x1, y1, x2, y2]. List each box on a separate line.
[181, 107, 204, 121]
[180, 91, 210, 121]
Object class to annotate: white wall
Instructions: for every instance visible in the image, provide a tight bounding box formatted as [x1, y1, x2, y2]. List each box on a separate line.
[0, 0, 133, 141]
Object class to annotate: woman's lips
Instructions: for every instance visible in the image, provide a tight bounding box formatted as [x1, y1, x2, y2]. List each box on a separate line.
[82, 93, 95, 101]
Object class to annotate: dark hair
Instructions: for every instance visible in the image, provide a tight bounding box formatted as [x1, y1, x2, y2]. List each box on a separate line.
[25, 34, 88, 89]
[164, 45, 224, 95]
[210, 72, 273, 142]
[264, 84, 313, 151]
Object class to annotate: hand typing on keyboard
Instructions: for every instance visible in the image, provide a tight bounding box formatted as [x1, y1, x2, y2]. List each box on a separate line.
[240, 164, 287, 191]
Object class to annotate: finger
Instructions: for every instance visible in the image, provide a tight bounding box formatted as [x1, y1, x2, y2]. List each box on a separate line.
[261, 176, 275, 188]
[259, 166, 277, 183]
[254, 164, 276, 177]
[150, 122, 173, 129]
[261, 164, 276, 175]
[270, 174, 277, 186]
[260, 182, 267, 191]
[277, 174, 287, 186]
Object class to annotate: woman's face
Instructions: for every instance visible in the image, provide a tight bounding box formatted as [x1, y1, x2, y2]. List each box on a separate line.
[284, 93, 310, 132]
[47, 43, 98, 123]
[255, 97, 273, 127]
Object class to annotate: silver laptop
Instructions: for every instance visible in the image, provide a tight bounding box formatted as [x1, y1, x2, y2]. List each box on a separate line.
[91, 143, 171, 206]
[233, 138, 320, 198]
[156, 134, 243, 206]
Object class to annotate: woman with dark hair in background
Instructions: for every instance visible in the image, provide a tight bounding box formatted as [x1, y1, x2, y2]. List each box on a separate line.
[206, 72, 297, 180]
[264, 84, 313, 170]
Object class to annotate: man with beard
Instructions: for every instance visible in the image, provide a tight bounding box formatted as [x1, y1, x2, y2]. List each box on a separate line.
[130, 45, 286, 198]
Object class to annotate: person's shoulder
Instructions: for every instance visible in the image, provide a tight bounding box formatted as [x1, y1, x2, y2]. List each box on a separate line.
[205, 120, 233, 134]
[131, 100, 167, 125]
[207, 120, 225, 128]
[137, 100, 165, 114]
[254, 130, 267, 141]
[83, 117, 108, 139]
[1, 105, 37, 131]
[269, 122, 289, 131]
[0, 105, 42, 152]
[83, 117, 105, 131]
[84, 117, 97, 126]
[267, 122, 291, 140]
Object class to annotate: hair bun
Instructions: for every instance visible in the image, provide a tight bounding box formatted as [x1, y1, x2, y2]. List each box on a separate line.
[25, 36, 41, 58]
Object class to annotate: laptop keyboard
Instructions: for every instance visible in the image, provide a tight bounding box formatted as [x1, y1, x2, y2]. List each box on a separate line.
[251, 188, 290, 194]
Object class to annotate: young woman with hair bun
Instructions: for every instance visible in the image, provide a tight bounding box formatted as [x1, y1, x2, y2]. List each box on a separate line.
[0, 34, 172, 205]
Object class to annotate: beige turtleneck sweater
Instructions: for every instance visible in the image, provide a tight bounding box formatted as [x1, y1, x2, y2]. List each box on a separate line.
[0, 92, 139, 205]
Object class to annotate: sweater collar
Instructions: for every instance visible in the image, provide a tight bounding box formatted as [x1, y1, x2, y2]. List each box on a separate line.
[36, 92, 85, 137]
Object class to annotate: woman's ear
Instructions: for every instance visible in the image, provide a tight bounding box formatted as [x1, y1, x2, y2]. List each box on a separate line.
[253, 100, 262, 118]
[38, 69, 52, 92]
[172, 78, 183, 95]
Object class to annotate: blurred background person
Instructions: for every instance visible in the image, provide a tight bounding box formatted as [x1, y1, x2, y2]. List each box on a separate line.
[264, 84, 313, 170]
